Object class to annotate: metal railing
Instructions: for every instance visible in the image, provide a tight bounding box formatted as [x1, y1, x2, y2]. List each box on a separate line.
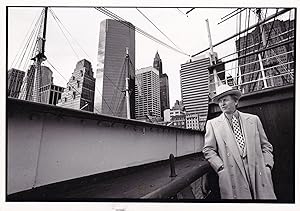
[141, 154, 213, 199]
[209, 39, 294, 95]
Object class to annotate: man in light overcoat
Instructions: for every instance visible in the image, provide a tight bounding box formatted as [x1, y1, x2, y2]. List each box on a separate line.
[203, 84, 276, 200]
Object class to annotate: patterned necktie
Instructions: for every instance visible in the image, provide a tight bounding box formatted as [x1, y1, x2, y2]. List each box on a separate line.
[232, 115, 245, 154]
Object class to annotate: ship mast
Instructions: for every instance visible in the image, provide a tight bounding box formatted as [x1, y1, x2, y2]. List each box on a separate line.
[256, 9, 269, 89]
[31, 7, 48, 102]
[125, 47, 131, 119]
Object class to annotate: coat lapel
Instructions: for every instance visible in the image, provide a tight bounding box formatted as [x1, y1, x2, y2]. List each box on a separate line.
[239, 112, 256, 191]
[217, 113, 248, 182]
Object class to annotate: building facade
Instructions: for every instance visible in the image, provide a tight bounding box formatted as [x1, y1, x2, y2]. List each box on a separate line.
[186, 113, 206, 131]
[57, 59, 95, 112]
[7, 68, 25, 98]
[180, 56, 210, 130]
[94, 19, 135, 118]
[236, 19, 295, 93]
[153, 51, 162, 75]
[153, 51, 170, 117]
[159, 73, 170, 116]
[135, 66, 161, 120]
[167, 100, 186, 129]
[19, 65, 53, 101]
[40, 84, 64, 105]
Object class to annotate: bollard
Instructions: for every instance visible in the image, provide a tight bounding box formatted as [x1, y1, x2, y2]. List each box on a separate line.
[169, 154, 177, 177]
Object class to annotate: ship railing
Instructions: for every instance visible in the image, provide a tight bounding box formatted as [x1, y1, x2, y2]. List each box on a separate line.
[141, 154, 213, 199]
[208, 39, 294, 95]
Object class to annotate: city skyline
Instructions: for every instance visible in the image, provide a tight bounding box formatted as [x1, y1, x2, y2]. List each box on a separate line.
[8, 7, 292, 107]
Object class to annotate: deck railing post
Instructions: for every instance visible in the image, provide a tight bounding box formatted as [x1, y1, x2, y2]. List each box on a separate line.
[169, 154, 177, 177]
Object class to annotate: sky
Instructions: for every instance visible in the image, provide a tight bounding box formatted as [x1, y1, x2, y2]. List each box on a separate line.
[7, 6, 292, 107]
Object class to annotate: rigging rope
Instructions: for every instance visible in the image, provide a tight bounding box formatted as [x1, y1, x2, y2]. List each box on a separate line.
[46, 59, 108, 114]
[136, 8, 185, 53]
[94, 7, 190, 57]
[10, 10, 42, 69]
[49, 9, 80, 60]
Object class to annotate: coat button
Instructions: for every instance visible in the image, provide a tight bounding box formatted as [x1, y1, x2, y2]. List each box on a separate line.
[259, 172, 262, 176]
[232, 185, 236, 189]
[227, 153, 230, 156]
[262, 183, 265, 187]
[233, 195, 237, 199]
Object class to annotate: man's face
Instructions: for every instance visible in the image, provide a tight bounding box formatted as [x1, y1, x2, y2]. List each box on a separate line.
[218, 95, 237, 114]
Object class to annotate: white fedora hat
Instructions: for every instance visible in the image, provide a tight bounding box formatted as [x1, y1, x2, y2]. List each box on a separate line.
[212, 84, 242, 104]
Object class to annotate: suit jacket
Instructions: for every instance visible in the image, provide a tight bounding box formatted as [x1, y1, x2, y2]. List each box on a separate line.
[203, 111, 276, 200]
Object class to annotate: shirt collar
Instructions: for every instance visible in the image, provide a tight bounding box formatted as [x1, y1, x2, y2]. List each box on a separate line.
[224, 110, 239, 122]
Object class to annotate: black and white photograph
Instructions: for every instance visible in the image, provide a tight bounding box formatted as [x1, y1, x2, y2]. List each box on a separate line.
[1, 0, 298, 210]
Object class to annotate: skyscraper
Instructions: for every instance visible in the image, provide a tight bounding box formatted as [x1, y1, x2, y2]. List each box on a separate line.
[19, 65, 53, 101]
[7, 68, 25, 98]
[160, 73, 170, 116]
[40, 84, 64, 105]
[95, 19, 135, 118]
[135, 66, 161, 120]
[153, 51, 162, 75]
[180, 56, 210, 130]
[153, 51, 170, 117]
[57, 59, 95, 112]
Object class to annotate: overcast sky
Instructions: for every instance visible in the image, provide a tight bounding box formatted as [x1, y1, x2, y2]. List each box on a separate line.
[7, 6, 293, 106]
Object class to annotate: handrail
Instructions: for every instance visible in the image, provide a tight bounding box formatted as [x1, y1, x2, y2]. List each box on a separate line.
[141, 160, 212, 199]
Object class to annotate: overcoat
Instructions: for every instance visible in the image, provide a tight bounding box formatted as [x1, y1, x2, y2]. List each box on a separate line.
[203, 111, 276, 200]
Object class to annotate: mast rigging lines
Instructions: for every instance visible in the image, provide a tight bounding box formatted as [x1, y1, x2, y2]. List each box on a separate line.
[192, 8, 292, 58]
[94, 7, 190, 57]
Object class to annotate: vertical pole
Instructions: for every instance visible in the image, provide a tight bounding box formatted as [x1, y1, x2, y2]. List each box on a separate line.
[258, 53, 268, 88]
[32, 7, 48, 103]
[41, 7, 48, 54]
[257, 9, 272, 87]
[125, 47, 131, 119]
[205, 19, 216, 65]
[206, 19, 220, 91]
[169, 154, 177, 177]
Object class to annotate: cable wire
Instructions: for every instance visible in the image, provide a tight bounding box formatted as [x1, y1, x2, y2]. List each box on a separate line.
[49, 8, 91, 61]
[10, 10, 42, 69]
[94, 7, 190, 57]
[50, 8, 129, 108]
[136, 8, 185, 53]
[49, 9, 80, 60]
[46, 59, 109, 114]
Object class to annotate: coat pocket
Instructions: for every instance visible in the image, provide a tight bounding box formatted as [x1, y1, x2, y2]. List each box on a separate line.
[265, 167, 274, 187]
[218, 169, 232, 198]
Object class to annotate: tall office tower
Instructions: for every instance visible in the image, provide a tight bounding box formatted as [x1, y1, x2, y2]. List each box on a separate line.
[135, 66, 161, 120]
[180, 56, 210, 130]
[19, 65, 53, 101]
[236, 19, 295, 94]
[95, 19, 135, 118]
[7, 68, 25, 98]
[159, 73, 170, 116]
[57, 59, 95, 112]
[153, 51, 170, 116]
[153, 51, 162, 75]
[40, 84, 64, 105]
[40, 66, 53, 87]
